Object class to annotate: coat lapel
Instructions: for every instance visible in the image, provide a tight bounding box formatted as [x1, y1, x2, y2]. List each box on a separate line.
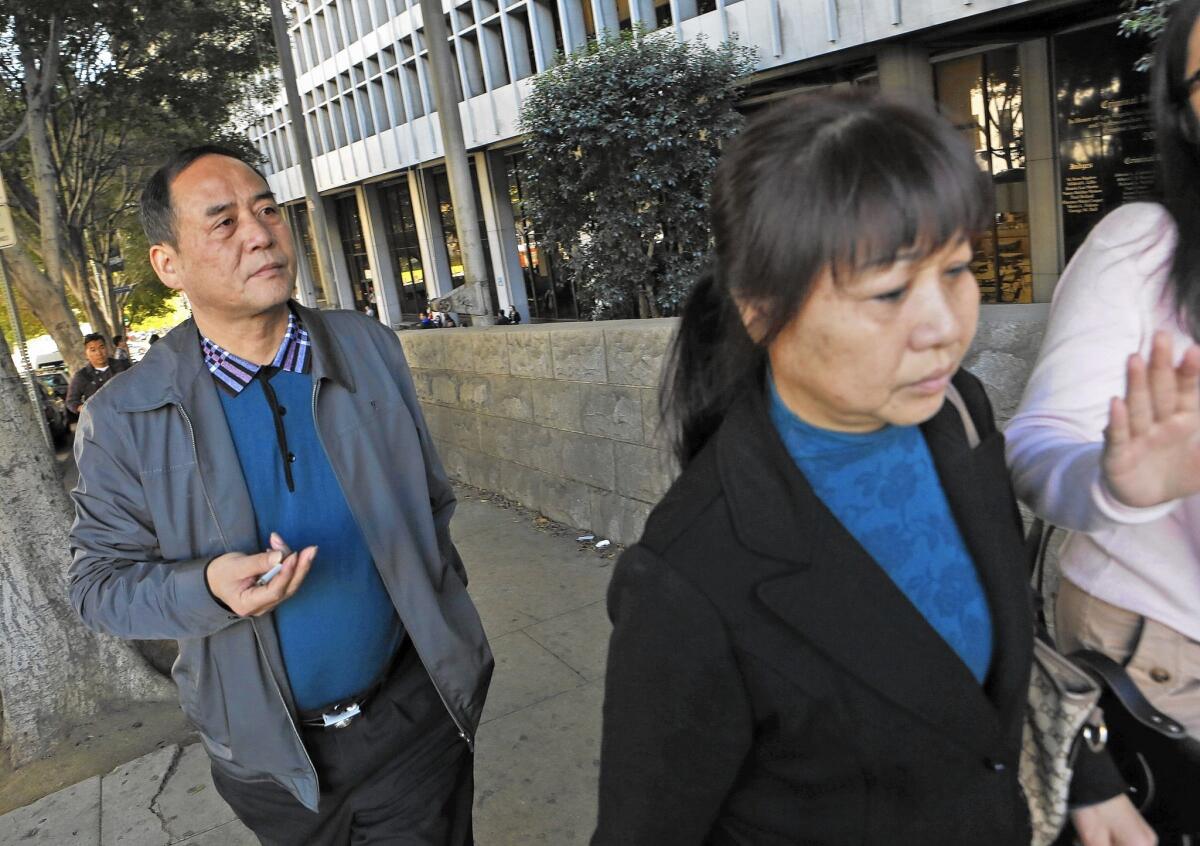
[717, 381, 1028, 755]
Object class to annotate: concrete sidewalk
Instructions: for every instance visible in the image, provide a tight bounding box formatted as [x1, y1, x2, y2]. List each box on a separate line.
[0, 488, 615, 845]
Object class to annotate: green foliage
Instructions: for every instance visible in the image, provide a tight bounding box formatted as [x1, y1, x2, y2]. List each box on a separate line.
[518, 30, 755, 318]
[118, 228, 176, 326]
[0, 0, 275, 335]
[1119, 0, 1177, 70]
[0, 280, 48, 347]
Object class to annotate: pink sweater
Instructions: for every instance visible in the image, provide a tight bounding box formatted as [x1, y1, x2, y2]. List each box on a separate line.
[1006, 202, 1200, 642]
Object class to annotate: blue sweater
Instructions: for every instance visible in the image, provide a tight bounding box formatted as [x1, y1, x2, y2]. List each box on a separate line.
[768, 382, 994, 683]
[218, 370, 403, 710]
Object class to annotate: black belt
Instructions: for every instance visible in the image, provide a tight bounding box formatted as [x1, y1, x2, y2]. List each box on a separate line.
[295, 639, 407, 730]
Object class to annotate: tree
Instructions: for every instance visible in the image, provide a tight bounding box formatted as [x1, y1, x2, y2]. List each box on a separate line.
[0, 327, 173, 767]
[519, 31, 755, 319]
[0, 0, 273, 360]
[1119, 0, 1176, 70]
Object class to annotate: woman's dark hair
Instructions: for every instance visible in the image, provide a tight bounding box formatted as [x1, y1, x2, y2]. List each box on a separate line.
[1152, 0, 1200, 338]
[664, 89, 990, 467]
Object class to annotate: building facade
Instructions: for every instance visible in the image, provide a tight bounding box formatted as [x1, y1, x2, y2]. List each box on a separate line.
[248, 0, 1152, 325]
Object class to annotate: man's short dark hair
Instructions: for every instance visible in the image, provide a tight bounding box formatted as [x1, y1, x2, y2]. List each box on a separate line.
[140, 145, 267, 247]
[113, 335, 125, 344]
[83, 333, 106, 346]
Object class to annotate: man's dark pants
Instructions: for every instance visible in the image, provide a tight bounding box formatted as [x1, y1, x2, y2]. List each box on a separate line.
[210, 642, 474, 845]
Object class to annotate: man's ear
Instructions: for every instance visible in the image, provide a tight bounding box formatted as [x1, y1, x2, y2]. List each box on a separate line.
[149, 242, 183, 291]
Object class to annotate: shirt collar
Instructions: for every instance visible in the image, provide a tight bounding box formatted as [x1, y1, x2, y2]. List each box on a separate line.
[200, 309, 311, 395]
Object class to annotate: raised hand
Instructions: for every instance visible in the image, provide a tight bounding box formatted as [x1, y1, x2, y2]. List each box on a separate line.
[1102, 331, 1200, 509]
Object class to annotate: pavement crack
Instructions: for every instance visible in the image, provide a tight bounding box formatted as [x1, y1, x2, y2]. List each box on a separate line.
[148, 744, 183, 839]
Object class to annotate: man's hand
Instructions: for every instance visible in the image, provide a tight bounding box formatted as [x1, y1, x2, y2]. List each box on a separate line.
[1071, 794, 1156, 846]
[205, 544, 317, 617]
[1102, 331, 1200, 508]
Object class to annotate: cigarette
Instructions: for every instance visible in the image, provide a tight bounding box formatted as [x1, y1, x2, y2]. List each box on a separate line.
[256, 562, 284, 586]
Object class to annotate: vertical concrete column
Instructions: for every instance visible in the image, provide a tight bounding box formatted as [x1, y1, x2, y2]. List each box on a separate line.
[876, 43, 934, 100]
[356, 183, 404, 326]
[479, 150, 532, 321]
[320, 194, 357, 309]
[414, 168, 456, 299]
[1018, 37, 1063, 303]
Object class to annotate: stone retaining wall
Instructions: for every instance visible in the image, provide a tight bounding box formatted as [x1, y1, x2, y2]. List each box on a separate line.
[398, 304, 1050, 546]
[399, 319, 677, 546]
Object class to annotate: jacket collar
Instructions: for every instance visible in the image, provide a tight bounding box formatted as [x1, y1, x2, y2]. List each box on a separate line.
[717, 376, 1032, 756]
[112, 301, 355, 413]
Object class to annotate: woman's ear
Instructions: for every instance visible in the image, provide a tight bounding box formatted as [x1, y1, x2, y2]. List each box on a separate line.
[734, 295, 769, 344]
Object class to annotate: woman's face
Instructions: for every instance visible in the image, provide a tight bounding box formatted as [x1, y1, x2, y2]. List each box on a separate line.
[759, 237, 979, 433]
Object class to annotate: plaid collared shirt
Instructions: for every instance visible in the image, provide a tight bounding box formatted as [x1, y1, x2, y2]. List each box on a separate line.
[200, 309, 312, 394]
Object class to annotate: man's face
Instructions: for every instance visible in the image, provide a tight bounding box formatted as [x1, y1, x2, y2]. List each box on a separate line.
[84, 340, 109, 369]
[149, 154, 296, 323]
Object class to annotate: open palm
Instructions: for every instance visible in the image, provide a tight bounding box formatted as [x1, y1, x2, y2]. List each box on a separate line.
[1103, 331, 1200, 509]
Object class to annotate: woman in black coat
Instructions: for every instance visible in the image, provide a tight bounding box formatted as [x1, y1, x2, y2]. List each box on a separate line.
[591, 92, 1152, 846]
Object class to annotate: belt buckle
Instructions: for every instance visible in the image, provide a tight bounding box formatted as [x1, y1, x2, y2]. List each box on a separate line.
[321, 702, 362, 729]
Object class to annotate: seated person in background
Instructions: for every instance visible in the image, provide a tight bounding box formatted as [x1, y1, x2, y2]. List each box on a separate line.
[507, 306, 521, 325]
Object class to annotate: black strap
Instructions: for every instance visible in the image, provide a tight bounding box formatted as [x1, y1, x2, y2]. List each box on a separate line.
[1070, 649, 1189, 739]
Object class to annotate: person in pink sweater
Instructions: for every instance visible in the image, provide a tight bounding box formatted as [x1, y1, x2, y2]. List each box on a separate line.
[1007, 0, 1200, 746]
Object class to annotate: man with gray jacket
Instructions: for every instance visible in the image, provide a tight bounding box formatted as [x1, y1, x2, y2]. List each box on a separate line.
[68, 145, 493, 845]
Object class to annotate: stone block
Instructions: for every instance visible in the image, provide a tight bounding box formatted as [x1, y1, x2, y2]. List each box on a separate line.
[473, 682, 603, 846]
[480, 375, 534, 422]
[535, 472, 595, 529]
[506, 331, 553, 379]
[560, 432, 615, 490]
[481, 631, 586, 724]
[551, 329, 607, 383]
[614, 442, 674, 504]
[153, 743, 237, 842]
[462, 447, 502, 491]
[641, 386, 668, 448]
[436, 440, 470, 482]
[421, 403, 448, 440]
[964, 349, 1034, 426]
[441, 407, 482, 451]
[428, 371, 461, 406]
[101, 744, 178, 846]
[0, 775, 101, 845]
[482, 419, 558, 470]
[445, 333, 478, 374]
[526, 600, 611, 682]
[398, 332, 445, 370]
[457, 375, 493, 413]
[604, 323, 674, 387]
[498, 459, 539, 504]
[410, 368, 434, 403]
[471, 332, 511, 376]
[531, 380, 585, 431]
[590, 490, 652, 546]
[581, 384, 643, 442]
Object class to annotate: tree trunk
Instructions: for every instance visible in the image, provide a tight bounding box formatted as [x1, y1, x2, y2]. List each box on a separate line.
[1, 246, 85, 374]
[21, 35, 69, 309]
[0, 331, 173, 768]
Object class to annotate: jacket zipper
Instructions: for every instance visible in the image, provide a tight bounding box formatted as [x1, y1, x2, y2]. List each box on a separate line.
[176, 404, 319, 783]
[309, 380, 475, 750]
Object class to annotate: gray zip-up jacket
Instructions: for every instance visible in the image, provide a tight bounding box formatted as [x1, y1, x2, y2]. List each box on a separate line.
[68, 304, 493, 811]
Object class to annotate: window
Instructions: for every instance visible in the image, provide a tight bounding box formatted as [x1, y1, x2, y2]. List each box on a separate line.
[379, 178, 429, 319]
[935, 47, 1032, 304]
[334, 194, 380, 317]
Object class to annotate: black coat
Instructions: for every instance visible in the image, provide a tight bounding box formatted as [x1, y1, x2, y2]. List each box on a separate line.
[594, 371, 1042, 845]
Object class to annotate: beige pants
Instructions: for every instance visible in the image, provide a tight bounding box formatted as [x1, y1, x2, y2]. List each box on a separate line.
[1055, 578, 1200, 737]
